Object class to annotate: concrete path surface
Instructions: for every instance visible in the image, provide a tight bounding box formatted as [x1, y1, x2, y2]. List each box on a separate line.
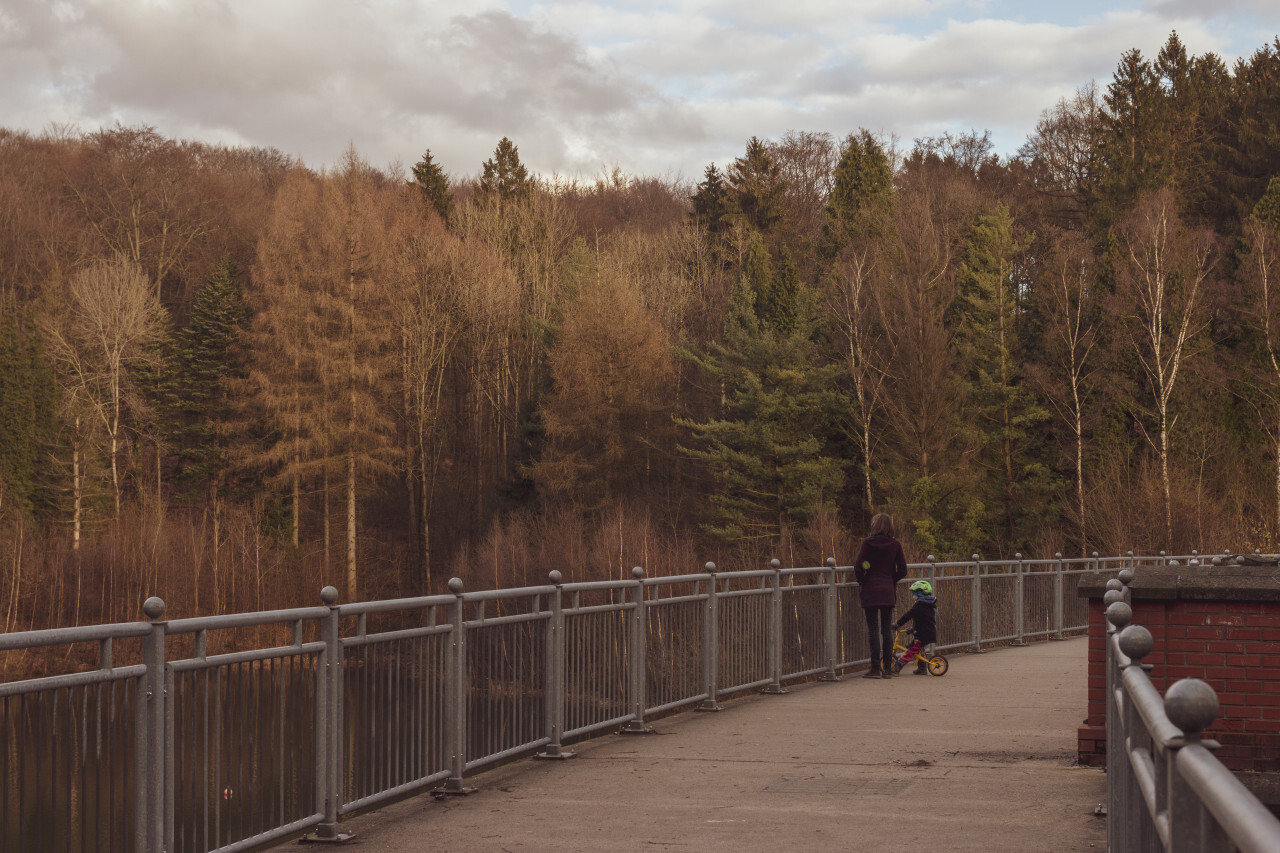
[286, 638, 1107, 852]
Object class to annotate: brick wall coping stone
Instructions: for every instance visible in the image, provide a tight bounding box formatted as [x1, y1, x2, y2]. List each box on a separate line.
[1077, 562, 1280, 602]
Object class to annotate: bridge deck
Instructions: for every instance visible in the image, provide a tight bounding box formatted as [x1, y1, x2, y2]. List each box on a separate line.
[288, 638, 1105, 852]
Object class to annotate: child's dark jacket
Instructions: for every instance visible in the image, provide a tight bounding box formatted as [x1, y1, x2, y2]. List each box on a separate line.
[895, 594, 938, 644]
[853, 534, 907, 608]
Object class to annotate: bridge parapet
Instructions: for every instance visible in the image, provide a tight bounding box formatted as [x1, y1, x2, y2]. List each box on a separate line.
[1098, 579, 1280, 851]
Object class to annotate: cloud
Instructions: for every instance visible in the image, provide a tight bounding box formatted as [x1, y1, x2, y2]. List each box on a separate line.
[0, 0, 1276, 180]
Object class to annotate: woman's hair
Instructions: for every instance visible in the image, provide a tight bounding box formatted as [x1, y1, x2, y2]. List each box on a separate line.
[869, 512, 894, 538]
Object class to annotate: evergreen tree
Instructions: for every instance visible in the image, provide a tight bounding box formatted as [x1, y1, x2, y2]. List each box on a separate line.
[679, 234, 842, 543]
[951, 204, 1052, 548]
[410, 149, 452, 222]
[690, 163, 732, 235]
[166, 258, 249, 503]
[822, 130, 895, 254]
[0, 310, 56, 518]
[727, 137, 785, 235]
[477, 137, 531, 203]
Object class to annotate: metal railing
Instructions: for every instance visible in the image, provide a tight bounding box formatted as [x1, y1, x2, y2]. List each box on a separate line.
[1102, 570, 1280, 852]
[0, 551, 1137, 852]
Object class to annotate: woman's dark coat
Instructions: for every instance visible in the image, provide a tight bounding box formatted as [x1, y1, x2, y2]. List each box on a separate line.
[853, 534, 908, 608]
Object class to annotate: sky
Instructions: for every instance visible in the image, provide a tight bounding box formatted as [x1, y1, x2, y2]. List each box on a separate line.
[2, 0, 1279, 184]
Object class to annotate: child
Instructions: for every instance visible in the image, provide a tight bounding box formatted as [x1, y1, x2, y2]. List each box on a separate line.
[893, 580, 938, 675]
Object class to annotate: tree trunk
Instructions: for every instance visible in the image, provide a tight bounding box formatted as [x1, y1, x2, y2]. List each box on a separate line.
[72, 419, 82, 552]
[347, 450, 357, 602]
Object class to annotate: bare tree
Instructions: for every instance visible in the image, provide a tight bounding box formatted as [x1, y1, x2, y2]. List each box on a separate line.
[1027, 229, 1102, 554]
[1113, 188, 1216, 548]
[1239, 215, 1280, 539]
[42, 254, 166, 519]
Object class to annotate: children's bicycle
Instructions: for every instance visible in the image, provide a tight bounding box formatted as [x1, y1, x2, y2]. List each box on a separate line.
[890, 627, 949, 676]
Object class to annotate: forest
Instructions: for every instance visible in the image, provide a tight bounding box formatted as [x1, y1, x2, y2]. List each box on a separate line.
[2, 32, 1280, 632]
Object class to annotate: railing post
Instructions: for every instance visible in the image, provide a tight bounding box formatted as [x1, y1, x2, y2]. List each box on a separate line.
[1012, 553, 1026, 646]
[969, 554, 984, 654]
[621, 567, 654, 733]
[698, 563, 722, 711]
[1103, 595, 1131, 853]
[1118, 623, 1156, 851]
[305, 585, 354, 842]
[442, 578, 476, 794]
[927, 555, 938, 652]
[762, 558, 788, 694]
[138, 597, 166, 853]
[1165, 679, 1231, 851]
[1051, 552, 1065, 641]
[538, 571, 578, 755]
[820, 557, 840, 681]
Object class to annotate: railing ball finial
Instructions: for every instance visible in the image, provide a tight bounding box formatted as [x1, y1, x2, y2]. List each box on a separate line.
[971, 554, 980, 562]
[548, 570, 563, 585]
[1015, 552, 1022, 560]
[704, 562, 717, 573]
[1212, 556, 1223, 566]
[142, 597, 166, 621]
[1235, 555, 1247, 565]
[1169, 559, 1180, 566]
[1092, 551, 1099, 559]
[927, 554, 935, 563]
[1055, 552, 1062, 559]
[1118, 567, 1134, 585]
[1105, 601, 1132, 630]
[1118, 624, 1154, 662]
[447, 577, 464, 595]
[1127, 550, 1134, 557]
[1104, 589, 1125, 608]
[632, 566, 645, 580]
[826, 557, 836, 568]
[1106, 578, 1124, 592]
[1165, 678, 1219, 738]
[770, 558, 781, 570]
[1159, 550, 1166, 558]
[320, 586, 339, 606]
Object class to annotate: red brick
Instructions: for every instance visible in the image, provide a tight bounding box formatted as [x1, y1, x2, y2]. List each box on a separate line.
[1206, 666, 1250, 681]
[1225, 602, 1264, 615]
[1168, 613, 1207, 626]
[1163, 665, 1206, 679]
[1187, 627, 1229, 640]
[1164, 639, 1203, 653]
[1206, 614, 1250, 627]
[1188, 653, 1225, 666]
[1225, 680, 1266, 694]
[1247, 614, 1280, 628]
[1182, 602, 1228, 614]
[1205, 641, 1248, 655]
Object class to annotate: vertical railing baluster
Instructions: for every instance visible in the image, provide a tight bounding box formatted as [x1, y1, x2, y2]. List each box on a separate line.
[699, 563, 721, 712]
[763, 559, 787, 694]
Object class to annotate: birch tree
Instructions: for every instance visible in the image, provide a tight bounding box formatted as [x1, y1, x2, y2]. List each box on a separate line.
[1113, 187, 1215, 548]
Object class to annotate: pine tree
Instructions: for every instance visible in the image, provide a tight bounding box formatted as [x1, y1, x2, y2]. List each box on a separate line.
[727, 137, 784, 235]
[0, 310, 56, 518]
[410, 149, 452, 222]
[166, 258, 249, 503]
[690, 163, 732, 235]
[477, 137, 531, 203]
[679, 234, 842, 543]
[952, 204, 1051, 547]
[822, 130, 894, 254]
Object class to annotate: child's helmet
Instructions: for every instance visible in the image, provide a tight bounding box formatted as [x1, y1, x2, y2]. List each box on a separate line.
[909, 580, 933, 595]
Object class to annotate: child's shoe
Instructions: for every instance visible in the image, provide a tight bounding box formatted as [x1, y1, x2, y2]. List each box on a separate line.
[912, 661, 928, 675]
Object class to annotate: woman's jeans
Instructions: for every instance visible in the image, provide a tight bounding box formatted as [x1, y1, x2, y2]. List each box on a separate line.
[864, 605, 894, 669]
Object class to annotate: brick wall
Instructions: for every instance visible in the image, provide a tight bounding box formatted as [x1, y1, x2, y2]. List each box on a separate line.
[1077, 570, 1280, 772]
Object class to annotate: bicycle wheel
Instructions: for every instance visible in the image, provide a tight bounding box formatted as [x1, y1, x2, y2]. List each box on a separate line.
[927, 655, 948, 676]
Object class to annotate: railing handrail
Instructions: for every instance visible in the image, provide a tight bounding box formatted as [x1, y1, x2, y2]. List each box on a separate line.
[1103, 570, 1280, 853]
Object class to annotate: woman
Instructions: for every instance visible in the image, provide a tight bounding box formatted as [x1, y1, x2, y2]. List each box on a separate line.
[853, 512, 908, 679]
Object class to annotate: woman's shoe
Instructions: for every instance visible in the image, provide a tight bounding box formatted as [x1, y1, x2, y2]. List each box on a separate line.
[862, 665, 882, 679]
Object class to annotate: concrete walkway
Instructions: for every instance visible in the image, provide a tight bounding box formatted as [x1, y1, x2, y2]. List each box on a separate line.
[290, 639, 1106, 852]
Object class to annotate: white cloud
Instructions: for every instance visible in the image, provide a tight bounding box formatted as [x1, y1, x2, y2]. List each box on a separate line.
[0, 0, 1276, 180]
